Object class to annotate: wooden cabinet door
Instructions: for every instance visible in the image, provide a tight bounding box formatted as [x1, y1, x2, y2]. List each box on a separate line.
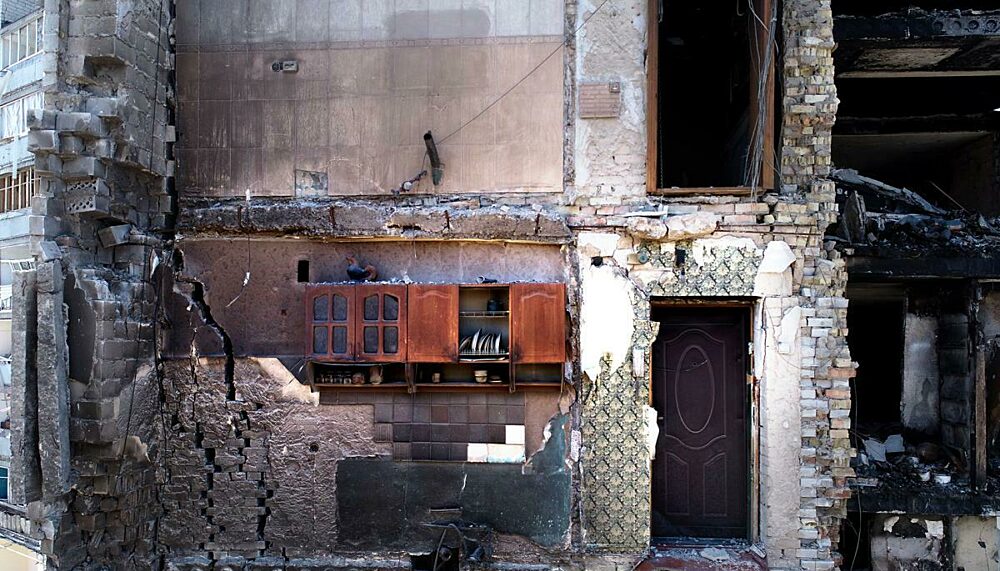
[511, 283, 566, 364]
[355, 284, 407, 362]
[306, 285, 355, 362]
[407, 284, 459, 362]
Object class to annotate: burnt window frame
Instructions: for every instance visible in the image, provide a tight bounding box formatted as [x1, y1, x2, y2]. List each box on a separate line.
[645, 0, 778, 196]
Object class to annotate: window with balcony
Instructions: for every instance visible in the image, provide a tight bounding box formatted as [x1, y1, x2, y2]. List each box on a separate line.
[0, 92, 42, 140]
[0, 167, 36, 213]
[0, 13, 41, 69]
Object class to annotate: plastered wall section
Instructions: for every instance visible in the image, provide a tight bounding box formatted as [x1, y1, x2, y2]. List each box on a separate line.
[577, 229, 807, 565]
[167, 239, 565, 358]
[571, 0, 647, 209]
[570, 0, 851, 567]
[174, 0, 565, 197]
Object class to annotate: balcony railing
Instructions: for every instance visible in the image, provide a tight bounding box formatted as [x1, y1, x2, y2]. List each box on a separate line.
[0, 91, 42, 141]
[0, 167, 35, 213]
[1, 12, 41, 70]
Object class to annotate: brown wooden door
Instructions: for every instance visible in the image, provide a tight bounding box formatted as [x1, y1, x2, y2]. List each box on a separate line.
[355, 284, 407, 362]
[407, 284, 459, 362]
[510, 283, 566, 364]
[651, 308, 749, 539]
[306, 285, 356, 361]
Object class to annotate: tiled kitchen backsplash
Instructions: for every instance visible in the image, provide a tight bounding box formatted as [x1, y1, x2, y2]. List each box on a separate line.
[320, 390, 526, 462]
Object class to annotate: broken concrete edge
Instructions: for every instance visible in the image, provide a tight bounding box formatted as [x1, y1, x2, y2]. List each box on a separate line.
[175, 199, 573, 242]
[170, 253, 238, 400]
[252, 357, 319, 406]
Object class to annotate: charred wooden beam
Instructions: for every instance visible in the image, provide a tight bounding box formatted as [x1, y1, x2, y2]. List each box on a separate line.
[847, 256, 1000, 279]
[833, 169, 946, 216]
[835, 9, 1000, 42]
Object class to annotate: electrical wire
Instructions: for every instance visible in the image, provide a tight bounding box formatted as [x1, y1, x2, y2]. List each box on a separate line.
[744, 0, 779, 196]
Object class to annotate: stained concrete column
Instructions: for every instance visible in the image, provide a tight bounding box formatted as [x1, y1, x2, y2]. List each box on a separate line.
[9, 269, 39, 505]
[35, 260, 71, 500]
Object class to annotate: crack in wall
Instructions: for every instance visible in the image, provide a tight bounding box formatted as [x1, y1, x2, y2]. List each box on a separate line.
[166, 250, 279, 563]
[172, 249, 236, 400]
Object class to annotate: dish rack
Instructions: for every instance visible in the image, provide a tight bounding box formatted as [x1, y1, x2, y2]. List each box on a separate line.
[459, 329, 508, 360]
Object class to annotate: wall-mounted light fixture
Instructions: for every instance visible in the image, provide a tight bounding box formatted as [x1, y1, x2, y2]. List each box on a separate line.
[271, 60, 298, 73]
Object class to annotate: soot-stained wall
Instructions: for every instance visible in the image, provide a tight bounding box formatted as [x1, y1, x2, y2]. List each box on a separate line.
[159, 357, 571, 565]
[337, 415, 571, 550]
[174, 0, 565, 197]
[159, 358, 389, 559]
[167, 239, 566, 358]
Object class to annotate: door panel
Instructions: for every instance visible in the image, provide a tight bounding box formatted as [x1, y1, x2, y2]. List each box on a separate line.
[651, 308, 749, 539]
[407, 285, 459, 362]
[511, 283, 566, 363]
[306, 285, 356, 362]
[355, 284, 407, 362]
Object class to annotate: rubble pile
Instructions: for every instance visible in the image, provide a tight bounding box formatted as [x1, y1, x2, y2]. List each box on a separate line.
[830, 169, 1000, 256]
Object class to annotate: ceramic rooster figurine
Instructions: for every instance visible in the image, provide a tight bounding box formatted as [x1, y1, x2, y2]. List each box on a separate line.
[346, 256, 378, 281]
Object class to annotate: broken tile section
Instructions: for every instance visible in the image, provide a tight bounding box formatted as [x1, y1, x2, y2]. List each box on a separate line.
[486, 444, 526, 464]
[321, 391, 528, 461]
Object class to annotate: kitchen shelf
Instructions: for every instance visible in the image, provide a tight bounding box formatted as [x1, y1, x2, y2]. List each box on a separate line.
[459, 311, 509, 318]
[307, 282, 567, 393]
[415, 382, 508, 389]
[313, 382, 409, 389]
[458, 352, 509, 359]
[513, 382, 563, 390]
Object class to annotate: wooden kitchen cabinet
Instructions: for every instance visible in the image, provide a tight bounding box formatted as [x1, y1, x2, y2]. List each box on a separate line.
[406, 284, 459, 362]
[306, 284, 407, 362]
[510, 283, 566, 364]
[355, 284, 407, 362]
[306, 285, 357, 361]
[306, 282, 567, 389]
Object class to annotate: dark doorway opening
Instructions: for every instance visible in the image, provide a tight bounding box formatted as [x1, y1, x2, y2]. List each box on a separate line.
[650, 306, 751, 539]
[846, 286, 905, 433]
[655, 0, 774, 189]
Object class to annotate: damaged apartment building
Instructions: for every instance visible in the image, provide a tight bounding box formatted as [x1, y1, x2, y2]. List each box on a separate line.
[832, 1, 1000, 570]
[0, 0, 987, 569]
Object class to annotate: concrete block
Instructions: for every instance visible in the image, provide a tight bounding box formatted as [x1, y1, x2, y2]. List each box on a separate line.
[56, 112, 107, 138]
[9, 269, 39, 505]
[35, 260, 72, 499]
[98, 224, 132, 248]
[61, 156, 106, 178]
[26, 109, 57, 130]
[27, 130, 59, 153]
[84, 97, 120, 118]
[58, 135, 85, 156]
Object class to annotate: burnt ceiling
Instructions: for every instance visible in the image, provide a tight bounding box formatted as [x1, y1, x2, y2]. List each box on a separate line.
[834, 8, 1000, 77]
